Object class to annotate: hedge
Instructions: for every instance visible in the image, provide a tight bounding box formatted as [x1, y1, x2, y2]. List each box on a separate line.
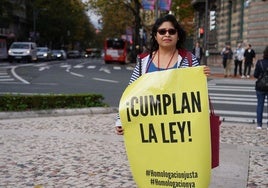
[0, 94, 107, 111]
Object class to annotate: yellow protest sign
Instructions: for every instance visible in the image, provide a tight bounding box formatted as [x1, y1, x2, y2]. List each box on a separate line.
[119, 67, 211, 188]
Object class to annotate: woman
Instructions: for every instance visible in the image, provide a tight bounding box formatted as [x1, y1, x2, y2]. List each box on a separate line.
[254, 46, 268, 130]
[115, 14, 210, 135]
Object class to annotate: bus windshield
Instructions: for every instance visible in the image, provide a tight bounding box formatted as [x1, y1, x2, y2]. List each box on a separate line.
[106, 39, 125, 49]
[104, 38, 127, 64]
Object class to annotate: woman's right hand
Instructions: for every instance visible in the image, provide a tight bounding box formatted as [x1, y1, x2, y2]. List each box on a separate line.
[115, 126, 124, 135]
[203, 66, 210, 77]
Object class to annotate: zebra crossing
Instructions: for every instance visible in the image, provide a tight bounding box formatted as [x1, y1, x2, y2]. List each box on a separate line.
[0, 67, 16, 83]
[208, 78, 262, 123]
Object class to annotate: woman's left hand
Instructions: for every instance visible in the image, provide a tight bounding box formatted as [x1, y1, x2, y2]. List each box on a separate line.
[203, 66, 210, 77]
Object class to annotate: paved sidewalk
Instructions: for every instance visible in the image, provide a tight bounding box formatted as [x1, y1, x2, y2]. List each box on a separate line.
[0, 108, 267, 188]
[209, 65, 256, 80]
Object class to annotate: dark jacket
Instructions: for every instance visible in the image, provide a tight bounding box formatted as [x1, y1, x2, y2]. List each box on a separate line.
[244, 49, 255, 64]
[254, 59, 268, 79]
[222, 48, 233, 60]
[192, 47, 203, 60]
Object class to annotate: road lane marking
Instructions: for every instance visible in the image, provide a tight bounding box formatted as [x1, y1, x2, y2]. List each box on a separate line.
[87, 65, 96, 69]
[73, 64, 84, 68]
[69, 72, 84, 77]
[113, 66, 121, 70]
[10, 66, 30, 84]
[209, 93, 255, 98]
[39, 66, 50, 71]
[62, 64, 84, 77]
[0, 78, 15, 81]
[60, 64, 70, 68]
[99, 66, 111, 74]
[92, 77, 118, 83]
[0, 75, 11, 78]
[126, 66, 134, 70]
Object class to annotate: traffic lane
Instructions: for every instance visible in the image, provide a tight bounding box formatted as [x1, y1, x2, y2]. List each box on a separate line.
[1, 61, 132, 107]
[0, 76, 127, 107]
[11, 61, 131, 83]
[11, 60, 132, 83]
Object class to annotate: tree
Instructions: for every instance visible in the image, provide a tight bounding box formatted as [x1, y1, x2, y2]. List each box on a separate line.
[171, 0, 194, 36]
[85, 0, 142, 56]
[28, 0, 96, 50]
[85, 0, 138, 38]
[85, 0, 194, 44]
[0, 0, 13, 28]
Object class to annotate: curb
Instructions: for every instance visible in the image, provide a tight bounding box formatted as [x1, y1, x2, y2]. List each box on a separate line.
[0, 107, 255, 124]
[210, 73, 255, 80]
[0, 107, 119, 120]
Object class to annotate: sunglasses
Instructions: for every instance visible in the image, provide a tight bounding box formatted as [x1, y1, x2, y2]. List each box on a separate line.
[157, 28, 177, 35]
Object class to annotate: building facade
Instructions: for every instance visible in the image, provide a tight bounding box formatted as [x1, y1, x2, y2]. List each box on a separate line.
[192, 0, 268, 66]
[0, 0, 29, 41]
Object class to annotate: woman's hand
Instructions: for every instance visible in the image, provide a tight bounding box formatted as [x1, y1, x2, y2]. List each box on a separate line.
[203, 66, 210, 77]
[115, 126, 124, 135]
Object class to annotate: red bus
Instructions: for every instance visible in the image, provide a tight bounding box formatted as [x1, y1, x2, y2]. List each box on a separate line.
[104, 38, 127, 64]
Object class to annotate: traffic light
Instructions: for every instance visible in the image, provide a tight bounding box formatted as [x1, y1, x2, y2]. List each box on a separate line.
[199, 27, 204, 38]
[209, 11, 216, 31]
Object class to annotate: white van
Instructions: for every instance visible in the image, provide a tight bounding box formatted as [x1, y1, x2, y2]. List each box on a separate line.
[8, 42, 37, 63]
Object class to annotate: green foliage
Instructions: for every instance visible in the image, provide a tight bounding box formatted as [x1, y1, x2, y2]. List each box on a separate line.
[28, 0, 96, 49]
[171, 0, 194, 36]
[5, 0, 194, 51]
[0, 94, 107, 112]
[0, 0, 21, 28]
[85, 0, 137, 39]
[86, 0, 194, 40]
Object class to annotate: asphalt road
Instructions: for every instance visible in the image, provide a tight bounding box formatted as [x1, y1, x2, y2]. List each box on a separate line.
[0, 58, 134, 107]
[0, 59, 259, 122]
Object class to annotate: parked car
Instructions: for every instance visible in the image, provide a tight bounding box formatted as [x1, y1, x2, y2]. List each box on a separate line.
[67, 50, 81, 58]
[8, 42, 37, 63]
[37, 47, 52, 61]
[51, 50, 67, 60]
[84, 48, 101, 58]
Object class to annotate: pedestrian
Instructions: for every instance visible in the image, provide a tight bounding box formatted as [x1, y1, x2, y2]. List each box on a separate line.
[233, 43, 244, 77]
[115, 14, 210, 135]
[242, 44, 255, 78]
[253, 46, 268, 130]
[192, 41, 203, 64]
[221, 44, 233, 78]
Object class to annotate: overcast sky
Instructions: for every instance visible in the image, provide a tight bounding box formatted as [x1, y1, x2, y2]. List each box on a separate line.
[82, 0, 101, 29]
[87, 11, 101, 28]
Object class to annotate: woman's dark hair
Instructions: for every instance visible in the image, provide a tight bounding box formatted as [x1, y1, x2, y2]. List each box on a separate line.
[263, 46, 268, 59]
[149, 14, 186, 54]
